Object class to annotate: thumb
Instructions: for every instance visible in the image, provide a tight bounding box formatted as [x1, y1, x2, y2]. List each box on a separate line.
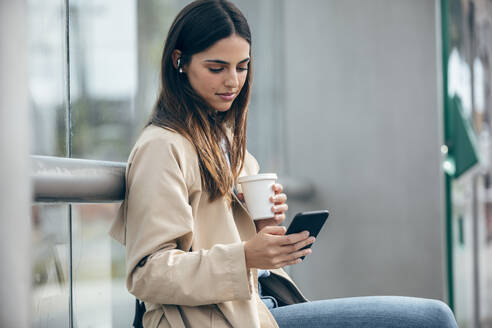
[261, 225, 286, 235]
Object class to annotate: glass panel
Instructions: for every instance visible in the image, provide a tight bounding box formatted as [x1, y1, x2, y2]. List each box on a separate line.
[27, 0, 67, 157]
[32, 205, 70, 328]
[27, 0, 70, 326]
[68, 0, 181, 162]
[68, 1, 180, 325]
[65, 0, 289, 325]
[71, 203, 131, 327]
[69, 0, 138, 161]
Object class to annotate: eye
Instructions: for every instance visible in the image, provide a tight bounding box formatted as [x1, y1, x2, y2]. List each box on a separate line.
[237, 66, 249, 72]
[208, 68, 224, 73]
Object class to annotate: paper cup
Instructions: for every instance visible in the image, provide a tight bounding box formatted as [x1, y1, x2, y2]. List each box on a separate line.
[237, 173, 277, 220]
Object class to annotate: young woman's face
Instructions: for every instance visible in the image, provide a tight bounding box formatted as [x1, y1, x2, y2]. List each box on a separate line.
[184, 34, 250, 112]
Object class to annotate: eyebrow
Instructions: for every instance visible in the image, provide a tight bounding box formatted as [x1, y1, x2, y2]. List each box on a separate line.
[203, 58, 250, 65]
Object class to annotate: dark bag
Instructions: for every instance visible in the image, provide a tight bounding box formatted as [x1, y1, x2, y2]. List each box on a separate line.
[133, 299, 146, 328]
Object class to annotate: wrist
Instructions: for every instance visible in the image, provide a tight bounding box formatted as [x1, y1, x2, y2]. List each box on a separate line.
[243, 240, 252, 269]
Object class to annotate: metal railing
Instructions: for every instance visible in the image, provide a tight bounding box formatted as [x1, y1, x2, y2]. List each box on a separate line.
[32, 156, 126, 203]
[32, 156, 315, 202]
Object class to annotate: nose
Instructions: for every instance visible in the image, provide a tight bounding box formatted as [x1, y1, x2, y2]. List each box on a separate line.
[224, 70, 239, 89]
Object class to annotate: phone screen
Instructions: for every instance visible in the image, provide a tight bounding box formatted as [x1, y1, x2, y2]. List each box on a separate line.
[285, 210, 329, 259]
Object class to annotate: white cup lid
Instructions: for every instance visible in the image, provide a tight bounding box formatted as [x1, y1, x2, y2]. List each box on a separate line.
[237, 173, 277, 184]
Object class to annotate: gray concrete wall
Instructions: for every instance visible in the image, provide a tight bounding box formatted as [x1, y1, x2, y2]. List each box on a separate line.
[283, 0, 447, 301]
[0, 0, 32, 327]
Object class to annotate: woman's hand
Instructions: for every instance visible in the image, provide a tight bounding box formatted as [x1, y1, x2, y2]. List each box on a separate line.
[238, 183, 288, 232]
[243, 225, 315, 269]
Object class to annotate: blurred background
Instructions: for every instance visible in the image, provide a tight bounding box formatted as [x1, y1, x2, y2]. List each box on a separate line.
[1, 0, 492, 327]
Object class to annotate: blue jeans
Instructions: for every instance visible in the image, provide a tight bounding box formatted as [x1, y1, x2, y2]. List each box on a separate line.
[269, 296, 458, 328]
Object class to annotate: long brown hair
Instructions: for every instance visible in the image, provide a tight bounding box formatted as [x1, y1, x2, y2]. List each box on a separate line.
[148, 0, 252, 205]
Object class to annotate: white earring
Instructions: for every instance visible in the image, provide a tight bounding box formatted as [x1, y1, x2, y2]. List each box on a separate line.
[177, 58, 183, 73]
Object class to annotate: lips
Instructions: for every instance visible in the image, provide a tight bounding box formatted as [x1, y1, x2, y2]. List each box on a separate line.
[216, 93, 236, 101]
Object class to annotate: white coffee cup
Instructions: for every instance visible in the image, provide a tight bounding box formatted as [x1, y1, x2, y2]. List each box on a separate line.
[237, 173, 278, 220]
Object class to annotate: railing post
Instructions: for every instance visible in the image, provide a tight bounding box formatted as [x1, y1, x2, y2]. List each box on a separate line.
[0, 1, 31, 327]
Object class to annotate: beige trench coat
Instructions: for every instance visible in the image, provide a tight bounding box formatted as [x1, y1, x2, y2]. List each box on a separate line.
[110, 125, 308, 327]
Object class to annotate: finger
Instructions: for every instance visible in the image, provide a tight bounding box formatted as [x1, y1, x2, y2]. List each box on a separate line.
[276, 258, 303, 268]
[271, 203, 288, 214]
[270, 193, 287, 204]
[289, 236, 316, 252]
[279, 230, 310, 245]
[261, 225, 286, 235]
[272, 183, 283, 194]
[279, 248, 312, 263]
[286, 258, 303, 267]
[274, 213, 285, 224]
[237, 193, 244, 201]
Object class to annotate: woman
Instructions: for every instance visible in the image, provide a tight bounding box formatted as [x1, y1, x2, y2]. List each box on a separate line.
[110, 1, 458, 327]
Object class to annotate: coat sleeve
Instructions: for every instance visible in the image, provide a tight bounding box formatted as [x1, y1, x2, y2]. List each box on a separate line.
[124, 135, 252, 306]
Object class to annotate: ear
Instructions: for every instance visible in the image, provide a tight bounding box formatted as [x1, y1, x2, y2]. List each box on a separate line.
[171, 49, 182, 70]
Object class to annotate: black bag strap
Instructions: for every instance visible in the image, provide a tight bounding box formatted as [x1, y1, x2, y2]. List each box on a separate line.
[133, 298, 146, 328]
[133, 256, 149, 327]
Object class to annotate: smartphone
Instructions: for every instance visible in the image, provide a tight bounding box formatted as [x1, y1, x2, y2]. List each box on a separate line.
[285, 210, 329, 259]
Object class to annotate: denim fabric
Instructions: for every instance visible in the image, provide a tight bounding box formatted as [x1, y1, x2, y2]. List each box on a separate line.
[258, 269, 270, 279]
[270, 296, 458, 328]
[261, 295, 279, 310]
